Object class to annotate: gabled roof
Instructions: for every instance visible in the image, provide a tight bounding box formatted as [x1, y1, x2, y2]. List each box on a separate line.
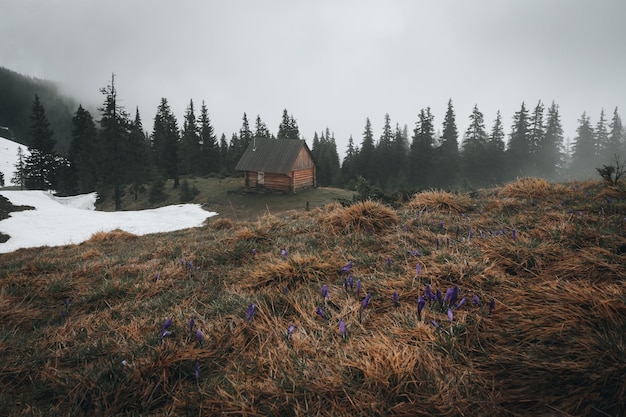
[235, 138, 312, 174]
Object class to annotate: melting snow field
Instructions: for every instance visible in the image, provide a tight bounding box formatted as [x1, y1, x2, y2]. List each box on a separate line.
[0, 190, 217, 254]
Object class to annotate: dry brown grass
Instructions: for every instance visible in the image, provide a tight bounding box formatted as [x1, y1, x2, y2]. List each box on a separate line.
[87, 229, 137, 243]
[0, 179, 624, 416]
[407, 189, 472, 214]
[321, 200, 399, 234]
[500, 177, 554, 199]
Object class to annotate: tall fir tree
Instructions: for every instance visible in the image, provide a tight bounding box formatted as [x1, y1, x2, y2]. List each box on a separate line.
[355, 118, 376, 182]
[314, 129, 341, 186]
[528, 101, 545, 175]
[536, 102, 564, 179]
[486, 110, 506, 184]
[571, 112, 596, 178]
[127, 107, 152, 199]
[389, 123, 409, 189]
[607, 107, 624, 160]
[180, 99, 201, 176]
[376, 113, 395, 187]
[341, 135, 359, 187]
[219, 133, 229, 174]
[151, 97, 180, 188]
[24, 94, 57, 190]
[254, 115, 271, 138]
[506, 102, 531, 180]
[68, 105, 98, 193]
[437, 99, 460, 187]
[595, 109, 610, 163]
[11, 146, 27, 189]
[198, 102, 219, 175]
[277, 109, 300, 140]
[461, 105, 489, 186]
[99, 74, 132, 209]
[408, 108, 435, 188]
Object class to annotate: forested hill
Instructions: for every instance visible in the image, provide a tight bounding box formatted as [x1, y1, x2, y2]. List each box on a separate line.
[0, 66, 79, 154]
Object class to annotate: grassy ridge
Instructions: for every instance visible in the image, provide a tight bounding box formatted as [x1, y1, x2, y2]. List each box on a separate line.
[1, 178, 625, 416]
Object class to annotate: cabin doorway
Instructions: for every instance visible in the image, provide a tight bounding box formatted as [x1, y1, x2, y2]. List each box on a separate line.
[257, 172, 265, 186]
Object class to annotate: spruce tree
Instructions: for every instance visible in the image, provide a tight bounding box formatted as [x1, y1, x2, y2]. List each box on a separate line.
[376, 113, 394, 187]
[254, 115, 271, 138]
[537, 102, 564, 180]
[461, 104, 489, 187]
[571, 112, 596, 178]
[595, 109, 610, 163]
[607, 107, 624, 160]
[219, 133, 229, 174]
[438, 99, 460, 187]
[506, 102, 531, 179]
[486, 110, 506, 184]
[24, 94, 57, 190]
[180, 100, 201, 176]
[151, 98, 180, 188]
[528, 101, 545, 176]
[11, 147, 26, 189]
[277, 109, 300, 140]
[99, 74, 132, 209]
[341, 135, 359, 187]
[198, 101, 219, 175]
[389, 123, 409, 189]
[127, 108, 152, 199]
[408, 108, 435, 188]
[355, 118, 376, 182]
[68, 105, 98, 193]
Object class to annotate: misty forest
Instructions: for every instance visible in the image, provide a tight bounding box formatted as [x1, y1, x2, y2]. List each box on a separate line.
[1, 66, 625, 204]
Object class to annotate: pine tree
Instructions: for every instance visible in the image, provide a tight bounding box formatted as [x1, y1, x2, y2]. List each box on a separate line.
[68, 105, 99, 193]
[389, 123, 409, 189]
[595, 109, 610, 163]
[438, 99, 460, 187]
[461, 104, 488, 186]
[506, 102, 531, 179]
[127, 108, 152, 199]
[219, 133, 229, 174]
[180, 99, 201, 176]
[486, 110, 506, 184]
[11, 147, 26, 189]
[536, 102, 564, 179]
[24, 94, 57, 190]
[254, 115, 271, 138]
[341, 135, 359, 187]
[314, 129, 341, 186]
[528, 101, 545, 175]
[198, 101, 219, 175]
[376, 113, 394, 187]
[571, 112, 596, 178]
[607, 107, 624, 160]
[408, 108, 435, 188]
[99, 74, 132, 209]
[355, 118, 376, 182]
[151, 97, 180, 188]
[277, 109, 299, 140]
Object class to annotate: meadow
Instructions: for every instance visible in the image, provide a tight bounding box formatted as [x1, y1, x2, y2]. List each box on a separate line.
[0, 177, 624, 416]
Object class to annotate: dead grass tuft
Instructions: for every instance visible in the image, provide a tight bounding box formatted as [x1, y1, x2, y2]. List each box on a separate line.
[209, 217, 233, 230]
[321, 200, 399, 234]
[407, 189, 472, 214]
[500, 177, 553, 199]
[87, 229, 137, 243]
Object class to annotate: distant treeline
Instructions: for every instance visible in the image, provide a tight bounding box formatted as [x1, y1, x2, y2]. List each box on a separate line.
[3, 68, 625, 205]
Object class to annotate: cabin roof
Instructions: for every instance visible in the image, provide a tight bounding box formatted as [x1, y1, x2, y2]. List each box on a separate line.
[235, 138, 312, 174]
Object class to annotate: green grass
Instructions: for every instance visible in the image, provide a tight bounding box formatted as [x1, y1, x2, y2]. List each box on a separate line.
[96, 176, 355, 221]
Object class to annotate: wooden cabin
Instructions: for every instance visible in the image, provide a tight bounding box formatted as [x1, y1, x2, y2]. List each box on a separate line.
[235, 138, 316, 193]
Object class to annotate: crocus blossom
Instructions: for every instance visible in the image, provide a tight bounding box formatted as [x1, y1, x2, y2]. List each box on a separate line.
[316, 306, 326, 319]
[161, 318, 173, 334]
[447, 308, 454, 324]
[196, 329, 203, 345]
[288, 324, 295, 339]
[425, 285, 433, 301]
[339, 319, 346, 339]
[417, 296, 425, 319]
[281, 249, 288, 259]
[456, 297, 467, 309]
[361, 293, 372, 310]
[489, 299, 495, 314]
[194, 361, 200, 381]
[472, 294, 481, 306]
[321, 285, 329, 300]
[189, 318, 195, 332]
[436, 289, 443, 308]
[393, 291, 399, 308]
[416, 264, 421, 275]
[341, 261, 353, 272]
[247, 304, 256, 322]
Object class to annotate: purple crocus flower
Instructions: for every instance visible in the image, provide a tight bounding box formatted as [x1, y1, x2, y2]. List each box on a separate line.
[194, 361, 200, 381]
[430, 320, 439, 329]
[288, 324, 295, 339]
[472, 294, 481, 306]
[339, 319, 346, 339]
[387, 257, 392, 268]
[316, 306, 326, 319]
[489, 299, 495, 314]
[512, 229, 517, 241]
[348, 274, 354, 290]
[161, 318, 173, 334]
[425, 284, 432, 301]
[252, 248, 257, 256]
[445, 286, 459, 305]
[356, 279, 361, 297]
[64, 298, 71, 310]
[393, 291, 399, 308]
[321, 285, 329, 300]
[247, 304, 256, 322]
[447, 308, 454, 324]
[361, 293, 372, 310]
[161, 330, 172, 341]
[281, 249, 288, 259]
[341, 261, 353, 272]
[196, 329, 203, 345]
[189, 318, 195, 332]
[436, 289, 443, 308]
[439, 221, 444, 230]
[408, 249, 421, 256]
[343, 278, 349, 292]
[456, 297, 467, 309]
[153, 272, 160, 282]
[417, 296, 425, 319]
[469, 228, 474, 239]
[416, 264, 421, 275]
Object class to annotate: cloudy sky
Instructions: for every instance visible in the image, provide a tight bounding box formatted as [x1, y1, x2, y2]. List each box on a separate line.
[2, 0, 625, 156]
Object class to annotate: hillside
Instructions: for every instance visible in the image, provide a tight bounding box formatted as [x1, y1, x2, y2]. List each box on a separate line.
[0, 67, 80, 153]
[0, 178, 624, 416]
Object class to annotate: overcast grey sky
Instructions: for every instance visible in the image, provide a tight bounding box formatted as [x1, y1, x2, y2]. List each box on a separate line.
[2, 0, 625, 156]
